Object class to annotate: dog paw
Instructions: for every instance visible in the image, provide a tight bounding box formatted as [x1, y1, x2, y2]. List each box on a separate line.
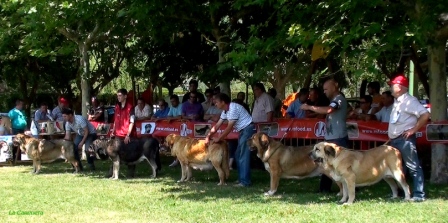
[217, 182, 226, 186]
[341, 202, 352, 206]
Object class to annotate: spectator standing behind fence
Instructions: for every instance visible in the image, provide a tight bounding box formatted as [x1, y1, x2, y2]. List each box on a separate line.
[34, 102, 53, 123]
[305, 87, 328, 119]
[181, 91, 204, 121]
[204, 94, 222, 123]
[167, 95, 183, 120]
[8, 99, 28, 135]
[268, 88, 283, 118]
[52, 97, 69, 121]
[367, 81, 383, 114]
[152, 99, 170, 120]
[88, 97, 105, 122]
[367, 91, 393, 123]
[135, 98, 153, 120]
[252, 83, 274, 123]
[110, 89, 135, 145]
[300, 78, 348, 193]
[202, 89, 214, 112]
[205, 93, 255, 187]
[236, 92, 250, 113]
[348, 95, 374, 120]
[387, 75, 429, 202]
[63, 109, 98, 171]
[182, 79, 206, 104]
[286, 88, 309, 119]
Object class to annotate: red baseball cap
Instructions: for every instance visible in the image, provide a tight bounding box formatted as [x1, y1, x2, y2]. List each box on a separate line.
[388, 74, 409, 88]
[59, 97, 69, 105]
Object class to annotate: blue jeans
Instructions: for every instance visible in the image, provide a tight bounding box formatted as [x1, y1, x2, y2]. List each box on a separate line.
[74, 133, 98, 168]
[389, 135, 425, 199]
[227, 140, 238, 159]
[235, 123, 255, 186]
[320, 136, 349, 192]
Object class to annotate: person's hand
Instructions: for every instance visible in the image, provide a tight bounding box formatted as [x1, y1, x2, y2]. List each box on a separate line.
[403, 129, 416, 139]
[124, 135, 131, 144]
[300, 104, 310, 110]
[78, 142, 84, 150]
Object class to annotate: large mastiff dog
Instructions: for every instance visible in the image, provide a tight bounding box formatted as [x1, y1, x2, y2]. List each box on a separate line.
[89, 137, 161, 180]
[311, 142, 411, 205]
[165, 134, 230, 185]
[247, 132, 322, 196]
[13, 134, 78, 174]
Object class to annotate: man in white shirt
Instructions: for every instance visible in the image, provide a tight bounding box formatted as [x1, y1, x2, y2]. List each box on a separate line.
[63, 109, 98, 171]
[388, 75, 430, 202]
[251, 83, 274, 123]
[135, 98, 153, 120]
[206, 93, 255, 187]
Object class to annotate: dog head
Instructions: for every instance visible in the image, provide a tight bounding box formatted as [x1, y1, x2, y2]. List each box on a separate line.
[164, 134, 178, 149]
[12, 133, 33, 151]
[311, 142, 338, 163]
[247, 132, 271, 158]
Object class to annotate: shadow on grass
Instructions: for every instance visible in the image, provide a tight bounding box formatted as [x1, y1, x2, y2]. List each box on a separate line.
[10, 155, 448, 204]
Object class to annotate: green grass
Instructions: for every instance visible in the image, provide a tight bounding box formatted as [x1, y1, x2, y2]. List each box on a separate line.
[1, 156, 448, 223]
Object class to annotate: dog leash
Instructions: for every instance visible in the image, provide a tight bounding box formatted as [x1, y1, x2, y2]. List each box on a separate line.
[279, 119, 295, 142]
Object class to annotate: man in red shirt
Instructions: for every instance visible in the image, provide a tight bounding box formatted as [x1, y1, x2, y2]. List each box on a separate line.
[111, 89, 135, 144]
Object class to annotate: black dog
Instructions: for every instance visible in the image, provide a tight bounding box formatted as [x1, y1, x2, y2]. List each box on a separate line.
[195, 125, 210, 136]
[89, 137, 161, 179]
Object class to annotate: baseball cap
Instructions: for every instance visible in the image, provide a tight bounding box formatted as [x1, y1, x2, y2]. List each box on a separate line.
[59, 97, 69, 105]
[388, 74, 409, 88]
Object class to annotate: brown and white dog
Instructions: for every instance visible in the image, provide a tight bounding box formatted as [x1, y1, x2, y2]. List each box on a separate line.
[247, 132, 323, 196]
[311, 142, 411, 205]
[165, 134, 230, 185]
[13, 134, 78, 174]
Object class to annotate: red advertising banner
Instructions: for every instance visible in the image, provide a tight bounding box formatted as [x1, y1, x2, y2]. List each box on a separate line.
[91, 119, 448, 146]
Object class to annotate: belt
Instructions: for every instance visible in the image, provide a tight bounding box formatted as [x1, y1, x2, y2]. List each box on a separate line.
[239, 123, 255, 132]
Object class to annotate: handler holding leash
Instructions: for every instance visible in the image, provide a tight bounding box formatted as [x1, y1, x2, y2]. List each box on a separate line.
[62, 109, 98, 171]
[110, 88, 135, 144]
[388, 74, 429, 202]
[205, 93, 255, 187]
[300, 78, 348, 193]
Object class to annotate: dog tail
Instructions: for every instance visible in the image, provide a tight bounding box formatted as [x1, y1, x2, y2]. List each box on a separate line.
[221, 142, 230, 179]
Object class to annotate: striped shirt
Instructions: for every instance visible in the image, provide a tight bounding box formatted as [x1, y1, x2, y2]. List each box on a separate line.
[65, 115, 96, 136]
[220, 102, 253, 132]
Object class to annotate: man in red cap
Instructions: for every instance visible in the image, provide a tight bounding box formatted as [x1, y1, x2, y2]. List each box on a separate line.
[388, 74, 430, 202]
[52, 97, 69, 121]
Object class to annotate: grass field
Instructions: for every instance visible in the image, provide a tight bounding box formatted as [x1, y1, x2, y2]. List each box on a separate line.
[1, 156, 448, 223]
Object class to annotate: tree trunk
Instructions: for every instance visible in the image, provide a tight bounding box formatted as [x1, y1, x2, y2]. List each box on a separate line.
[428, 40, 448, 184]
[167, 87, 174, 97]
[217, 46, 231, 96]
[79, 43, 91, 117]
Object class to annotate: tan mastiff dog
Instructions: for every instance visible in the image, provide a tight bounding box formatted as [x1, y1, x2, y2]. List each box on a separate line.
[13, 134, 78, 174]
[247, 132, 323, 196]
[165, 134, 230, 185]
[311, 142, 411, 205]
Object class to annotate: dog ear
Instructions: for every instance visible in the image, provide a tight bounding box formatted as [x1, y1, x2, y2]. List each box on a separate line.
[324, 145, 335, 157]
[260, 133, 270, 147]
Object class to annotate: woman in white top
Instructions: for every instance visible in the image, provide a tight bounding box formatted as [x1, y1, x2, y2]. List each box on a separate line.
[349, 95, 374, 120]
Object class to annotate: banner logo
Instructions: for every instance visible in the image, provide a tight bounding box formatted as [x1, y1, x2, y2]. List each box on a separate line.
[314, 121, 326, 137]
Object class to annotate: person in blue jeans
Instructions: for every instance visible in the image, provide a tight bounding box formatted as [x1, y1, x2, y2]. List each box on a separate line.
[206, 93, 255, 187]
[388, 74, 429, 202]
[62, 109, 98, 171]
